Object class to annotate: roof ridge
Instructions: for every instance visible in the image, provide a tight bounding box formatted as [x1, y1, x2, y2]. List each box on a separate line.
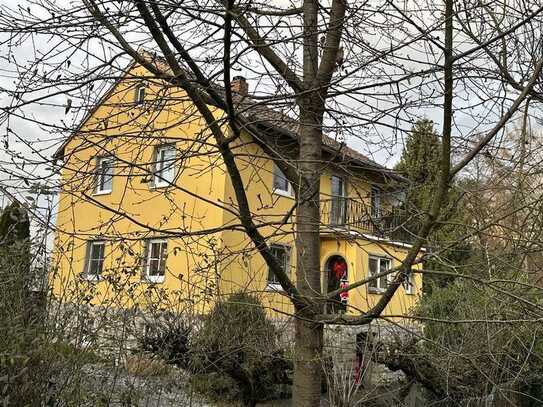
[55, 52, 403, 180]
[226, 92, 387, 171]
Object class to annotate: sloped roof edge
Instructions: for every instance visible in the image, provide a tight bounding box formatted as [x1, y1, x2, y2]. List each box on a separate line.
[53, 53, 407, 183]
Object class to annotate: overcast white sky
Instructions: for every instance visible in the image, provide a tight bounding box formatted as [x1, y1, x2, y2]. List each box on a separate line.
[0, 0, 538, 209]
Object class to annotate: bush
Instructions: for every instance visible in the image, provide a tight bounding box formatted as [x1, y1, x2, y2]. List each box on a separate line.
[188, 292, 292, 407]
[138, 315, 192, 369]
[416, 279, 543, 404]
[0, 204, 46, 406]
[189, 372, 240, 403]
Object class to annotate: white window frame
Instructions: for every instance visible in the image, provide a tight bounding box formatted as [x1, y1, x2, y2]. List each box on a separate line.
[267, 244, 291, 290]
[153, 144, 176, 188]
[145, 239, 168, 283]
[403, 269, 415, 295]
[272, 164, 293, 197]
[84, 241, 106, 280]
[368, 255, 392, 293]
[135, 84, 146, 105]
[95, 156, 114, 195]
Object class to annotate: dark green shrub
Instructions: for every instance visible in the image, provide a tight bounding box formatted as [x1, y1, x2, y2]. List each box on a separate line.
[138, 316, 192, 369]
[189, 292, 292, 407]
[0, 203, 45, 406]
[189, 372, 240, 403]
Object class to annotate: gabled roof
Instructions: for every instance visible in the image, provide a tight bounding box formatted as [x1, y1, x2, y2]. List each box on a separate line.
[54, 53, 405, 182]
[217, 91, 406, 182]
[230, 94, 392, 173]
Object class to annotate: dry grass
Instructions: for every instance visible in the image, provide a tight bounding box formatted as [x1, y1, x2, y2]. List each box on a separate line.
[124, 354, 171, 377]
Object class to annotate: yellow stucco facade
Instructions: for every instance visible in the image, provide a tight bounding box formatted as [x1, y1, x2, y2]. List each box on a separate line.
[52, 62, 422, 319]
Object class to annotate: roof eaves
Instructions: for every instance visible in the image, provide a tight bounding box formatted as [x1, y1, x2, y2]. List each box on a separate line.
[242, 109, 407, 183]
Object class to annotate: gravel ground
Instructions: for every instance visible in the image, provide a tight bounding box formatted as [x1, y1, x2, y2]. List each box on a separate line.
[51, 363, 328, 406]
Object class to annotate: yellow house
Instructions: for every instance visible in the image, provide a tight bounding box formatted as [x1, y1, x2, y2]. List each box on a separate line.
[52, 56, 422, 320]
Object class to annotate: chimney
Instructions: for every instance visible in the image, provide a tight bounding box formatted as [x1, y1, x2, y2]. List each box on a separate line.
[231, 76, 248, 96]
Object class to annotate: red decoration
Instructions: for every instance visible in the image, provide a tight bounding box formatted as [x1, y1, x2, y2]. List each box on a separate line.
[331, 259, 347, 280]
[340, 280, 349, 303]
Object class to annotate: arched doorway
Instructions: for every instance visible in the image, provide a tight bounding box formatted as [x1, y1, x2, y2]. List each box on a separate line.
[326, 255, 348, 313]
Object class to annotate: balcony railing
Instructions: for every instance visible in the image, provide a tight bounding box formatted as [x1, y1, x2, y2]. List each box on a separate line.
[320, 198, 413, 243]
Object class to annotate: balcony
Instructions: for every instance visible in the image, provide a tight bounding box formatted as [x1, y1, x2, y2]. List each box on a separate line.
[320, 198, 413, 244]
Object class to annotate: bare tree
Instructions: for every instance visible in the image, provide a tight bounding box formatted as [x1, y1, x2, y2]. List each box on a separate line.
[3, 0, 543, 405]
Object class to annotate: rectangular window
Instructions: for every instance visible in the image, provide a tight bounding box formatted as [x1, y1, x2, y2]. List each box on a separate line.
[95, 156, 114, 194]
[153, 145, 176, 187]
[135, 84, 146, 105]
[368, 256, 391, 292]
[272, 164, 293, 196]
[85, 241, 105, 278]
[371, 186, 381, 218]
[267, 244, 290, 288]
[403, 269, 415, 295]
[145, 239, 168, 283]
[330, 175, 346, 225]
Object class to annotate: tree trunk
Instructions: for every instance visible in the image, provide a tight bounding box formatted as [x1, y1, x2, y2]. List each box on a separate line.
[293, 319, 324, 406]
[292, 102, 324, 406]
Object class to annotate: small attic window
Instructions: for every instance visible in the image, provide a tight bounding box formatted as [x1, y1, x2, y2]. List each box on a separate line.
[135, 84, 146, 105]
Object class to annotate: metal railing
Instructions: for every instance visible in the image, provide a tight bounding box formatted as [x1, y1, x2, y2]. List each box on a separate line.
[320, 198, 412, 243]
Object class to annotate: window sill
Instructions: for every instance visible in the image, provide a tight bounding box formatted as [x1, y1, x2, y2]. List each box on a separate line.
[273, 189, 294, 200]
[134, 102, 153, 109]
[265, 283, 284, 292]
[368, 287, 386, 294]
[93, 190, 112, 196]
[81, 274, 102, 282]
[145, 276, 165, 284]
[149, 183, 172, 190]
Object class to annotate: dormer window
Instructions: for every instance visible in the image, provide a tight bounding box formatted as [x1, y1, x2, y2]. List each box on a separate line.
[135, 84, 146, 105]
